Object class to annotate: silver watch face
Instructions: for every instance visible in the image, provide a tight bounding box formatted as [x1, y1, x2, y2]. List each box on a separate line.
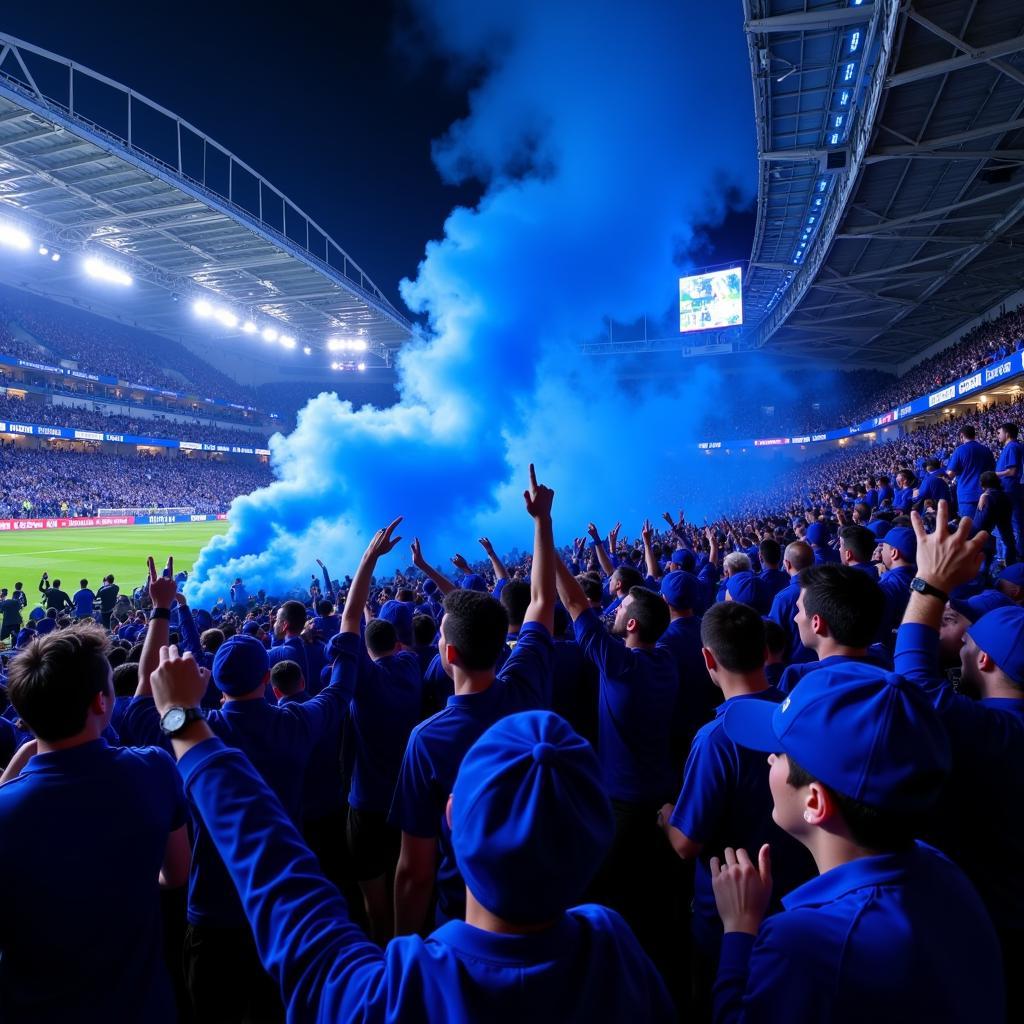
[162, 707, 187, 732]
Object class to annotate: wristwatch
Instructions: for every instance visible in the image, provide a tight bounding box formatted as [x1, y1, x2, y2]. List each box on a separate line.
[149, 607, 171, 621]
[159, 706, 204, 736]
[910, 577, 948, 603]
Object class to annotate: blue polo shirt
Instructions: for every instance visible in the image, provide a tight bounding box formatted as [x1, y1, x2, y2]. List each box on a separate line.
[768, 580, 811, 665]
[777, 648, 894, 694]
[573, 607, 678, 803]
[72, 588, 95, 618]
[389, 622, 553, 923]
[878, 564, 915, 643]
[895, 621, 1024, 932]
[757, 568, 790, 601]
[0, 740, 185, 1023]
[946, 440, 995, 505]
[917, 470, 952, 505]
[348, 647, 422, 815]
[893, 486, 915, 512]
[669, 688, 815, 955]
[178, 738, 674, 1022]
[998, 440, 1024, 494]
[656, 616, 718, 768]
[268, 634, 328, 696]
[714, 844, 1003, 1023]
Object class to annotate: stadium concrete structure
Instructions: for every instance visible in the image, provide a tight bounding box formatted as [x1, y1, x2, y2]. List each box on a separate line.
[0, 30, 412, 384]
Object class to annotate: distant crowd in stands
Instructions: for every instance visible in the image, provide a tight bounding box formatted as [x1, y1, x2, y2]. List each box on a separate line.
[0, 445, 272, 518]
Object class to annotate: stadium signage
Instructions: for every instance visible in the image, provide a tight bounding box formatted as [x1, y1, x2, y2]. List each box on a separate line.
[753, 438, 789, 447]
[984, 360, 1013, 384]
[812, 433, 827, 442]
[73, 429, 105, 441]
[928, 385, 956, 407]
[896, 404, 912, 420]
[698, 442, 722, 450]
[957, 373, 982, 395]
[7, 422, 33, 434]
[179, 441, 202, 450]
[873, 412, 894, 426]
[0, 513, 227, 531]
[790, 436, 811, 444]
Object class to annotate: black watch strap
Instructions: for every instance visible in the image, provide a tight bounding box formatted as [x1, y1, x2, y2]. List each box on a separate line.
[159, 706, 204, 736]
[910, 577, 948, 603]
[149, 607, 171, 621]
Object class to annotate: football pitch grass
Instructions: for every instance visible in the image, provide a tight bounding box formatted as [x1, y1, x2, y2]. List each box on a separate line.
[0, 521, 230, 603]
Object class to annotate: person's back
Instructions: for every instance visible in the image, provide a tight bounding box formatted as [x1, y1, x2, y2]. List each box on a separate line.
[73, 582, 95, 619]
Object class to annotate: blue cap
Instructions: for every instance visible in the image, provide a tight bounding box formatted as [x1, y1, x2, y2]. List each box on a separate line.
[722, 663, 950, 811]
[997, 563, 1024, 588]
[950, 589, 1012, 624]
[422, 579, 438, 596]
[725, 571, 771, 615]
[241, 621, 261, 636]
[966, 606, 1024, 685]
[461, 574, 488, 593]
[452, 711, 614, 925]
[212, 634, 270, 696]
[883, 526, 917, 561]
[379, 599, 414, 645]
[866, 519, 891, 539]
[670, 549, 696, 572]
[805, 522, 829, 547]
[661, 570, 701, 611]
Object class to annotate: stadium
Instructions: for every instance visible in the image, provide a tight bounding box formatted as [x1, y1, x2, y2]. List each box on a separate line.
[0, 2, 1023, 1022]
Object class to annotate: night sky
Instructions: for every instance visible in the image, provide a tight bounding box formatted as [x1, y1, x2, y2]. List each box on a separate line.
[1, 1, 755, 314]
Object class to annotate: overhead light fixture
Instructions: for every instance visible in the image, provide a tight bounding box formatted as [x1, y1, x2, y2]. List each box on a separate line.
[357, 362, 366, 372]
[83, 256, 132, 286]
[0, 224, 32, 251]
[38, 245, 48, 255]
[193, 299, 213, 318]
[213, 307, 238, 328]
[51, 252, 61, 262]
[303, 346, 312, 355]
[279, 335, 296, 349]
[261, 327, 278, 343]
[327, 338, 344, 352]
[354, 339, 368, 352]
[242, 321, 257, 334]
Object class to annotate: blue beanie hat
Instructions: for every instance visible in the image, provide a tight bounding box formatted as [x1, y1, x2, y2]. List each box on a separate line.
[452, 711, 614, 925]
[461, 574, 488, 593]
[805, 522, 829, 547]
[422, 579, 438, 596]
[379, 599, 414, 645]
[661, 570, 701, 611]
[725, 571, 772, 615]
[241, 621, 261, 636]
[212, 634, 270, 696]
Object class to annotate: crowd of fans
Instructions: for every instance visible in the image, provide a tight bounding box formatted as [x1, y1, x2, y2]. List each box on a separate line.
[0, 444, 272, 517]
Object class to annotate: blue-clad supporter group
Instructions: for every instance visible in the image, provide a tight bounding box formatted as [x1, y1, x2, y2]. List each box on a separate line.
[2, 427, 1023, 1023]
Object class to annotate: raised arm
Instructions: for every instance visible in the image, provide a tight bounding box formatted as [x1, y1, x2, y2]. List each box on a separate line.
[478, 536, 508, 581]
[555, 556, 591, 622]
[137, 556, 177, 698]
[410, 538, 456, 595]
[641, 519, 661, 580]
[342, 519, 403, 636]
[316, 559, 335, 601]
[588, 522, 616, 577]
[522, 463, 556, 632]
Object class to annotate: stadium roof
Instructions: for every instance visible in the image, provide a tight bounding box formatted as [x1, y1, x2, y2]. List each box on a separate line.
[0, 33, 413, 366]
[744, 0, 1024, 368]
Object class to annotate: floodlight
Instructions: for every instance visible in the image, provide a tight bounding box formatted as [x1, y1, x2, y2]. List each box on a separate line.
[51, 252, 61, 262]
[303, 346, 312, 355]
[242, 321, 257, 334]
[193, 299, 213, 318]
[327, 338, 344, 352]
[357, 362, 366, 372]
[0, 224, 32, 251]
[84, 257, 132, 286]
[279, 335, 296, 349]
[261, 327, 278, 342]
[38, 245, 48, 255]
[213, 307, 238, 328]
[354, 339, 368, 352]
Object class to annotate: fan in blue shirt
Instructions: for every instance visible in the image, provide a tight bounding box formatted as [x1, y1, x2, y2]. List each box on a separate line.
[945, 425, 996, 517]
[709, 660, 1003, 1023]
[996, 421, 1024, 550]
[72, 579, 96, 619]
[0, 620, 189, 1024]
[915, 458, 952, 508]
[767, 540, 814, 665]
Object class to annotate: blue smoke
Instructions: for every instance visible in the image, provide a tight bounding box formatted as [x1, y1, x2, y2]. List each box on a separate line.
[188, 0, 757, 605]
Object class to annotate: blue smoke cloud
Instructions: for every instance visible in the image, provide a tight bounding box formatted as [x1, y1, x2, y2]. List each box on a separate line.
[188, 0, 758, 605]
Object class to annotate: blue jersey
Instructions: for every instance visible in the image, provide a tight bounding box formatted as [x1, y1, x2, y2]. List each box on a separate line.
[72, 588, 95, 618]
[997, 439, 1024, 493]
[945, 440, 995, 504]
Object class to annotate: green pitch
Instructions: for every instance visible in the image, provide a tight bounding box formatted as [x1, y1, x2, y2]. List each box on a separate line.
[0, 522, 229, 605]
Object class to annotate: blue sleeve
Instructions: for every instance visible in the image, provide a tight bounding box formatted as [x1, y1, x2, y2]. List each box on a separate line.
[179, 738, 387, 1022]
[177, 604, 204, 660]
[495, 621, 554, 710]
[388, 728, 440, 837]
[321, 564, 334, 601]
[669, 728, 730, 843]
[574, 607, 630, 680]
[946, 450, 962, 476]
[281, 632, 359, 742]
[121, 696, 171, 751]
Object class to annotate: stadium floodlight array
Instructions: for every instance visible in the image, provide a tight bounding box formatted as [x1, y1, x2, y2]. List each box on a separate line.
[326, 337, 368, 353]
[192, 299, 310, 355]
[330, 360, 366, 372]
[0, 224, 32, 251]
[84, 256, 133, 286]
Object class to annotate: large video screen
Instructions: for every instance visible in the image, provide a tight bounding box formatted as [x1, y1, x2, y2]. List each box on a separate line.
[679, 266, 743, 333]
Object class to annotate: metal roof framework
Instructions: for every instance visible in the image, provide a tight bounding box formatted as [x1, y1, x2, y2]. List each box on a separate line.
[0, 33, 413, 365]
[746, 0, 1024, 367]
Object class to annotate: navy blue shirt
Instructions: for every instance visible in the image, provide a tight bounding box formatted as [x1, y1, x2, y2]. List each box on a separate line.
[998, 439, 1024, 494]
[269, 634, 328, 696]
[389, 622, 553, 923]
[757, 568, 790, 602]
[657, 616, 718, 770]
[916, 470, 952, 506]
[878, 565, 915, 645]
[767, 580, 811, 665]
[945, 440, 995, 505]
[574, 608, 678, 803]
[0, 740, 186, 1023]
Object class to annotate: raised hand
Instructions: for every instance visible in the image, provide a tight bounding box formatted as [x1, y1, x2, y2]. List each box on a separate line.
[911, 500, 988, 594]
[587, 521, 602, 541]
[364, 517, 403, 562]
[641, 519, 654, 546]
[711, 845, 772, 936]
[608, 521, 622, 549]
[523, 463, 554, 519]
[451, 553, 471, 573]
[478, 537, 495, 554]
[151, 645, 208, 717]
[662, 511, 675, 528]
[410, 537, 426, 569]
[146, 556, 178, 609]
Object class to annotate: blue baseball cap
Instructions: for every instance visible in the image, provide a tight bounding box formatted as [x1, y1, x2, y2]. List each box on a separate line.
[422, 579, 438, 596]
[805, 522, 829, 547]
[212, 634, 270, 696]
[722, 662, 950, 811]
[241, 621, 262, 636]
[670, 549, 696, 572]
[950, 589, 1012, 624]
[661, 570, 701, 611]
[378, 599, 414, 645]
[452, 711, 614, 925]
[966, 606, 1024, 685]
[725, 571, 771, 615]
[883, 526, 917, 561]
[866, 519, 891, 539]
[997, 563, 1024, 588]
[461, 574, 488, 593]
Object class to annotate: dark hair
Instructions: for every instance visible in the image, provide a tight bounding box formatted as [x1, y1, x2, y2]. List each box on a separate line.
[270, 659, 304, 695]
[576, 574, 603, 603]
[201, 628, 226, 653]
[960, 425, 976, 440]
[127, 642, 144, 664]
[412, 613, 437, 646]
[797, 564, 882, 648]
[365, 617, 398, 656]
[700, 602, 765, 673]
[52, 580, 61, 589]
[839, 524, 877, 565]
[786, 757, 918, 851]
[499, 581, 532, 628]
[280, 599, 307, 632]
[7, 623, 111, 741]
[1000, 422, 1019, 440]
[612, 566, 645, 593]
[441, 590, 509, 671]
[397, 588, 415, 603]
[763, 617, 788, 657]
[220, 623, 237, 639]
[981, 470, 1000, 489]
[107, 646, 128, 670]
[623, 586, 670, 644]
[316, 599, 334, 616]
[80, 579, 88, 589]
[759, 538, 782, 567]
[112, 661, 139, 697]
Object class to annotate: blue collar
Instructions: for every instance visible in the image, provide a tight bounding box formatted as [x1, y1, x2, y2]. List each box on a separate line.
[431, 913, 580, 963]
[782, 847, 921, 911]
[24, 737, 109, 774]
[712, 687, 777, 718]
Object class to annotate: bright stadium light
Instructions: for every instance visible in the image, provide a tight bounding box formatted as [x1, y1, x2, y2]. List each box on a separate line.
[51, 252, 61, 262]
[327, 338, 345, 352]
[303, 346, 312, 355]
[193, 299, 213, 318]
[0, 224, 32, 251]
[357, 362, 366, 372]
[261, 327, 278, 343]
[354, 338, 368, 352]
[242, 320, 258, 334]
[83, 257, 132, 286]
[213, 307, 239, 328]
[330, 361, 338, 370]
[279, 335, 296, 349]
[38, 245, 48, 255]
